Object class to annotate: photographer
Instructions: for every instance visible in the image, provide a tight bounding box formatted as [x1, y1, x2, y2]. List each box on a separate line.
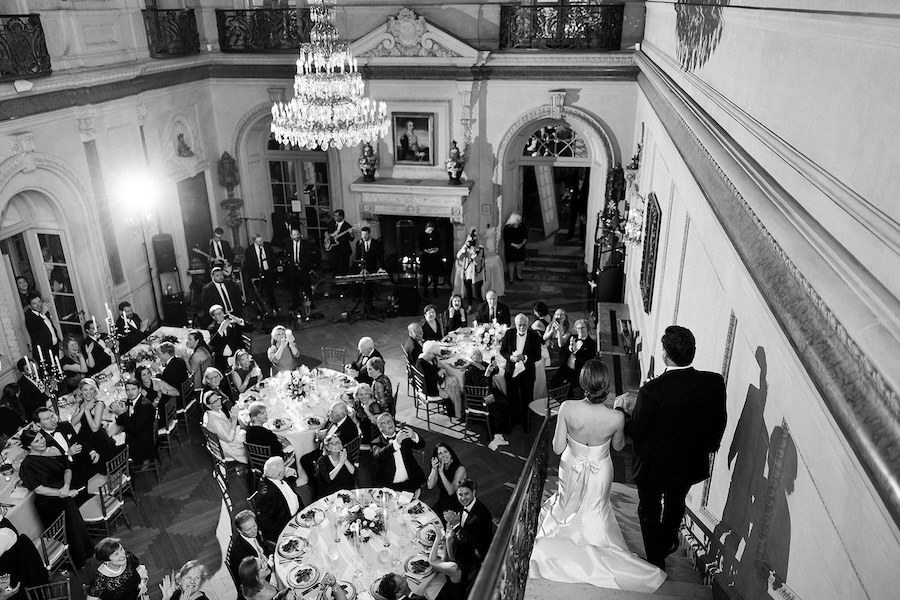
[266, 326, 299, 374]
[455, 229, 485, 309]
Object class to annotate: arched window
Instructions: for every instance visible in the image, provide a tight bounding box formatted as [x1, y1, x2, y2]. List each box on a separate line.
[522, 124, 588, 158]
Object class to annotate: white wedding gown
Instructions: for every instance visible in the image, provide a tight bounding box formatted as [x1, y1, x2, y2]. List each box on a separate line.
[528, 436, 666, 592]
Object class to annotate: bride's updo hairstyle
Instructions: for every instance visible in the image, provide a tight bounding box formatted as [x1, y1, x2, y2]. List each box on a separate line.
[580, 359, 610, 404]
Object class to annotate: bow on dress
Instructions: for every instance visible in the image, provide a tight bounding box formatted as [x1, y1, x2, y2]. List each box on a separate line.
[554, 453, 605, 523]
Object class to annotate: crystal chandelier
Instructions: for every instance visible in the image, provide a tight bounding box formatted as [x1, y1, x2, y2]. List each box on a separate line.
[271, 0, 389, 150]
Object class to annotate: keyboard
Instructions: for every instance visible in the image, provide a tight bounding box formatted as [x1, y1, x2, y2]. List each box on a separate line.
[334, 271, 391, 285]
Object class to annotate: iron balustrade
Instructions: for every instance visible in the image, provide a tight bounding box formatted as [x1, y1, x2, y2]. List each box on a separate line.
[215, 9, 311, 53]
[142, 9, 201, 58]
[0, 14, 51, 81]
[500, 3, 625, 51]
[467, 415, 552, 600]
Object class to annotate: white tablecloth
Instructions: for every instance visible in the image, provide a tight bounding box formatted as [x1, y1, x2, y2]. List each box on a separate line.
[274, 490, 446, 600]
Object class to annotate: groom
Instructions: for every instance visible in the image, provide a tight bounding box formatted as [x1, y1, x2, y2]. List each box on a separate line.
[615, 325, 727, 571]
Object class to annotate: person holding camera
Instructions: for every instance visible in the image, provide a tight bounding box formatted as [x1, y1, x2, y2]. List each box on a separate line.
[455, 229, 485, 309]
[266, 325, 299, 374]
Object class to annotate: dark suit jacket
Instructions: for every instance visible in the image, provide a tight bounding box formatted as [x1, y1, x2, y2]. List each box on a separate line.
[499, 329, 542, 380]
[83, 335, 112, 376]
[227, 533, 271, 592]
[457, 498, 493, 560]
[327, 221, 354, 257]
[371, 432, 426, 491]
[246, 425, 285, 459]
[562, 335, 598, 374]
[200, 280, 244, 319]
[17, 376, 49, 418]
[401, 337, 423, 364]
[318, 416, 359, 451]
[115, 314, 147, 354]
[209, 320, 249, 373]
[255, 477, 299, 542]
[350, 349, 383, 385]
[475, 302, 511, 326]
[160, 356, 190, 391]
[355, 238, 384, 272]
[624, 367, 727, 487]
[208, 238, 234, 263]
[24, 309, 60, 357]
[244, 242, 277, 279]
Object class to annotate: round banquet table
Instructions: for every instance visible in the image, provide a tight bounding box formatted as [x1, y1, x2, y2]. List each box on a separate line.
[437, 328, 549, 404]
[274, 489, 446, 600]
[237, 367, 359, 468]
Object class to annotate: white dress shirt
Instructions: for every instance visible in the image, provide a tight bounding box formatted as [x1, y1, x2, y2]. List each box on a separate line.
[271, 478, 300, 516]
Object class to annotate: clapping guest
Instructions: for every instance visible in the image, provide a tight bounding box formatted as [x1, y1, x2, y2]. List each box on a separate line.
[59, 336, 88, 393]
[85, 538, 149, 600]
[115, 302, 149, 354]
[201, 383, 247, 464]
[550, 318, 597, 396]
[72, 378, 115, 466]
[299, 401, 357, 484]
[159, 560, 210, 600]
[255, 457, 301, 543]
[531, 302, 551, 334]
[201, 367, 233, 415]
[137, 364, 179, 424]
[367, 357, 394, 416]
[230, 349, 262, 395]
[444, 294, 467, 333]
[83, 320, 114, 376]
[267, 326, 299, 375]
[427, 527, 479, 600]
[353, 383, 379, 445]
[346, 336, 382, 385]
[443, 478, 493, 563]
[372, 414, 426, 494]
[427, 443, 466, 520]
[112, 378, 157, 466]
[227, 511, 272, 598]
[315, 432, 357, 498]
[421, 304, 445, 342]
[543, 309, 571, 367]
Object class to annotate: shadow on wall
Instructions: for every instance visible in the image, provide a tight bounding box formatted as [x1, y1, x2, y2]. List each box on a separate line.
[714, 346, 797, 598]
[675, 0, 729, 72]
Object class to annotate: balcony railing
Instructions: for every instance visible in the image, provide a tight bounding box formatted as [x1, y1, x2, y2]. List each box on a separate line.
[468, 415, 552, 600]
[500, 3, 625, 50]
[142, 9, 201, 58]
[215, 9, 310, 53]
[0, 14, 51, 81]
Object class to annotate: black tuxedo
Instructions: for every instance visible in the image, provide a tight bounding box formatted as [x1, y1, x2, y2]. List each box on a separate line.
[209, 319, 249, 374]
[208, 237, 234, 263]
[244, 241, 278, 308]
[401, 337, 423, 365]
[623, 367, 727, 569]
[475, 301, 511, 326]
[82, 335, 113, 376]
[457, 498, 493, 560]
[160, 356, 190, 391]
[550, 335, 598, 395]
[255, 477, 300, 543]
[499, 329, 543, 424]
[115, 314, 147, 354]
[285, 237, 314, 308]
[327, 220, 354, 275]
[246, 425, 285, 460]
[41, 422, 97, 485]
[227, 533, 272, 600]
[201, 280, 243, 322]
[24, 308, 60, 359]
[355, 238, 384, 272]
[17, 375, 49, 418]
[350, 349, 383, 385]
[371, 431, 426, 492]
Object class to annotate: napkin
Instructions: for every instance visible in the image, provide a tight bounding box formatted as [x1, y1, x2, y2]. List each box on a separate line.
[414, 513, 437, 527]
[397, 491, 413, 505]
[289, 525, 311, 538]
[357, 593, 375, 600]
[513, 360, 526, 378]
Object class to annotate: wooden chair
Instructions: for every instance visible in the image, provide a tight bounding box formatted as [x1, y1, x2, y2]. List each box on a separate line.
[37, 512, 78, 575]
[130, 413, 161, 485]
[157, 395, 182, 461]
[244, 442, 274, 492]
[106, 446, 137, 505]
[321, 346, 346, 371]
[202, 425, 228, 474]
[463, 384, 492, 441]
[410, 366, 445, 431]
[225, 537, 243, 599]
[527, 382, 571, 431]
[401, 347, 414, 397]
[25, 579, 72, 600]
[212, 463, 234, 513]
[178, 376, 198, 440]
[391, 382, 399, 418]
[79, 468, 130, 537]
[344, 435, 361, 467]
[247, 490, 258, 513]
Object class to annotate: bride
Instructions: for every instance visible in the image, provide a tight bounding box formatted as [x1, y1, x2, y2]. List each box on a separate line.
[529, 359, 666, 592]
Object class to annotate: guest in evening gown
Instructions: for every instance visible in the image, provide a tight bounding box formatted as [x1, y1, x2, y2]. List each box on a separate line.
[421, 304, 445, 341]
[0, 506, 49, 600]
[72, 378, 116, 467]
[230, 349, 262, 395]
[267, 325, 300, 374]
[315, 432, 357, 498]
[86, 538, 149, 600]
[528, 360, 666, 591]
[542, 308, 571, 368]
[426, 442, 466, 521]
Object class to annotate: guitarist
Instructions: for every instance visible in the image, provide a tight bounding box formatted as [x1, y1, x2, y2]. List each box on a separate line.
[208, 227, 234, 264]
[326, 209, 354, 276]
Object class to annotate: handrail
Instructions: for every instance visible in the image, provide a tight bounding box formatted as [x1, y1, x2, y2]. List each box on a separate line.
[0, 14, 52, 81]
[468, 415, 552, 600]
[141, 9, 200, 59]
[215, 8, 310, 53]
[499, 3, 625, 51]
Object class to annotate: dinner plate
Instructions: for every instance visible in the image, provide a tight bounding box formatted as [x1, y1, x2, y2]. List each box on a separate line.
[404, 555, 434, 577]
[451, 358, 469, 368]
[277, 535, 308, 559]
[336, 581, 356, 600]
[297, 507, 323, 527]
[305, 416, 324, 428]
[417, 523, 438, 546]
[369, 578, 388, 600]
[405, 500, 427, 516]
[371, 488, 396, 504]
[285, 563, 319, 589]
[270, 418, 293, 433]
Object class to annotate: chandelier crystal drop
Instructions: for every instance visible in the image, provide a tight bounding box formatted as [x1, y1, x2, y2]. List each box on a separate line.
[271, 0, 389, 150]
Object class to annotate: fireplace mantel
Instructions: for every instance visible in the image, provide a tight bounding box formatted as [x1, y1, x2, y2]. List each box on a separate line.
[349, 178, 473, 223]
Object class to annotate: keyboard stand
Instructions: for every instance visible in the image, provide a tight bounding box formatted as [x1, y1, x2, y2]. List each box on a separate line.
[347, 269, 384, 323]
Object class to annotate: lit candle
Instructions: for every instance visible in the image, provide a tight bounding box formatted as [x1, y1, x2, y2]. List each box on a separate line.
[37, 346, 45, 365]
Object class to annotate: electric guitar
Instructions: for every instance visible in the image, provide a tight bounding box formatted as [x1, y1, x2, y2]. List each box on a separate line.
[324, 224, 358, 251]
[192, 248, 234, 275]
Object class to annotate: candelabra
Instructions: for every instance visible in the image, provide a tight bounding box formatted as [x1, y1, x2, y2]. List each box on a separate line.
[105, 316, 123, 369]
[29, 353, 64, 411]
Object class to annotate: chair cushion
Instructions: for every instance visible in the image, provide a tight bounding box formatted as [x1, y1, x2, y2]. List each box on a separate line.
[158, 419, 178, 436]
[40, 538, 67, 568]
[87, 473, 109, 495]
[79, 495, 123, 522]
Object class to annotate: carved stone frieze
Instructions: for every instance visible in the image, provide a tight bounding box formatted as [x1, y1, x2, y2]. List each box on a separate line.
[351, 179, 471, 224]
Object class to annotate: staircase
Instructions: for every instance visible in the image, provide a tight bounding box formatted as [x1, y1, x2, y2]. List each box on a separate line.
[503, 228, 590, 313]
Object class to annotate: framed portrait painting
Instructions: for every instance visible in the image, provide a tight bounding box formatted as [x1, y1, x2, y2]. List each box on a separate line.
[393, 112, 435, 166]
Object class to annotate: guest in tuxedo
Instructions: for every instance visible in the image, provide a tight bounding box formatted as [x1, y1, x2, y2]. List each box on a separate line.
[254, 456, 302, 543]
[376, 573, 425, 600]
[354, 226, 384, 272]
[111, 378, 157, 465]
[499, 313, 542, 427]
[227, 511, 272, 600]
[82, 320, 114, 376]
[33, 406, 101, 483]
[371, 413, 426, 494]
[419, 221, 443, 299]
[24, 292, 60, 360]
[15, 358, 49, 417]
[208, 227, 234, 264]
[299, 401, 358, 485]
[475, 290, 511, 326]
[420, 304, 445, 342]
[208, 304, 249, 374]
[159, 342, 190, 391]
[116, 302, 149, 354]
[464, 349, 511, 449]
[200, 266, 243, 326]
[243, 234, 278, 313]
[444, 478, 493, 562]
[615, 325, 727, 571]
[245, 402, 290, 460]
[326, 209, 354, 276]
[402, 323, 424, 365]
[550, 318, 598, 397]
[345, 336, 382, 385]
[285, 226, 313, 312]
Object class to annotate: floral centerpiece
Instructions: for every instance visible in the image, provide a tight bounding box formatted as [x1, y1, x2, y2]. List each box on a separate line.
[121, 347, 158, 374]
[336, 502, 385, 542]
[472, 323, 508, 349]
[284, 365, 312, 400]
